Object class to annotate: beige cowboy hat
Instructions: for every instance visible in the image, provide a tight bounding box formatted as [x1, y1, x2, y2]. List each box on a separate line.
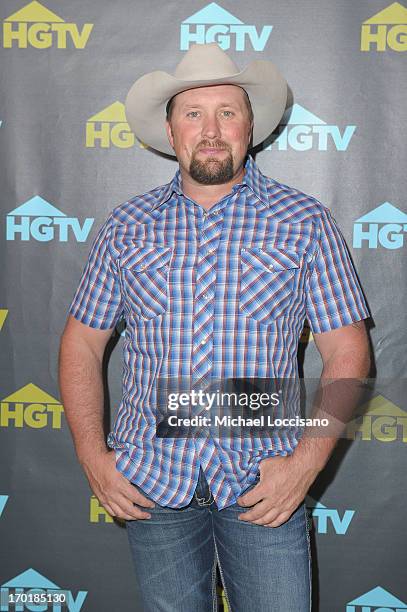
[125, 43, 287, 156]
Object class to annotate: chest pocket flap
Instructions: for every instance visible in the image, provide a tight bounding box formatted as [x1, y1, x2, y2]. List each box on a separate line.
[120, 244, 172, 271]
[241, 247, 299, 271]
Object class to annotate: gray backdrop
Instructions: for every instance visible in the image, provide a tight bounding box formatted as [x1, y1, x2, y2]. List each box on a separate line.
[1, 1, 406, 610]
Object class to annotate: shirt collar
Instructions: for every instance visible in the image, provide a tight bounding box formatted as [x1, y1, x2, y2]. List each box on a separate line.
[150, 169, 182, 212]
[150, 154, 269, 212]
[237, 155, 270, 207]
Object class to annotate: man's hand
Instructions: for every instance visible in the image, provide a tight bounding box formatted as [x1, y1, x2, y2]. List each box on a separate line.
[236, 320, 370, 528]
[81, 449, 156, 520]
[236, 454, 319, 527]
[59, 317, 156, 521]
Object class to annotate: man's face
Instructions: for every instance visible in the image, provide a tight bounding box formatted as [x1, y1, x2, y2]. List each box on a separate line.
[165, 84, 253, 185]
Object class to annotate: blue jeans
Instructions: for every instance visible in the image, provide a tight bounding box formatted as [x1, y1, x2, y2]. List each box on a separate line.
[126, 467, 311, 612]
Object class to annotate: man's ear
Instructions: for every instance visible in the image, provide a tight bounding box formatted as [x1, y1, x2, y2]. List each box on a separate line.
[166, 120, 175, 150]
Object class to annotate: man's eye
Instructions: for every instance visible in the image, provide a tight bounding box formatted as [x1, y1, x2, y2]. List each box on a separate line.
[187, 111, 200, 118]
[222, 110, 234, 117]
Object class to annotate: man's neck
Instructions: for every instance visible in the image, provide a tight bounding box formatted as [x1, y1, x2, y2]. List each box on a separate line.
[179, 165, 246, 210]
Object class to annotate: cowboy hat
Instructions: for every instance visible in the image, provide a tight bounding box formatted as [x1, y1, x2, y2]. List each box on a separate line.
[124, 43, 287, 156]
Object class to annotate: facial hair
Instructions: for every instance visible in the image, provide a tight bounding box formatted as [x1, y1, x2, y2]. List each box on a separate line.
[189, 141, 234, 185]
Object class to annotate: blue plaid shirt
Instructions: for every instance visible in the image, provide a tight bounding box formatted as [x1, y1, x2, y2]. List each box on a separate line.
[68, 155, 369, 509]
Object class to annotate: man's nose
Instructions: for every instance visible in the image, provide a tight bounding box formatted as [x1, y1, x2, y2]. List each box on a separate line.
[202, 114, 221, 140]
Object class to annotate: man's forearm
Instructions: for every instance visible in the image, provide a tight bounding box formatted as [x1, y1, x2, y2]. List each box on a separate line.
[293, 344, 371, 471]
[58, 334, 108, 466]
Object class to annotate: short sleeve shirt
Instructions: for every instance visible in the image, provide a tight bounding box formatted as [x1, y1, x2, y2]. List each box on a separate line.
[68, 155, 370, 509]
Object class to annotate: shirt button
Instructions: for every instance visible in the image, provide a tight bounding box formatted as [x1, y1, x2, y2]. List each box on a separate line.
[203, 294, 209, 300]
[200, 338, 208, 345]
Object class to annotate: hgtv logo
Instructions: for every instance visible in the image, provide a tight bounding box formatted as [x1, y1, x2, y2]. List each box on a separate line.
[264, 104, 356, 151]
[3, 0, 93, 49]
[0, 568, 87, 611]
[90, 495, 115, 523]
[86, 102, 146, 149]
[180, 2, 272, 51]
[346, 395, 407, 443]
[6, 196, 94, 242]
[0, 495, 8, 518]
[353, 202, 407, 249]
[361, 2, 407, 52]
[0, 310, 8, 332]
[307, 498, 355, 535]
[346, 586, 407, 611]
[0, 383, 64, 429]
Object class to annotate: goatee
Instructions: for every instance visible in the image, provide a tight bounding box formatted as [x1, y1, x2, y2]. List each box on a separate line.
[189, 144, 234, 185]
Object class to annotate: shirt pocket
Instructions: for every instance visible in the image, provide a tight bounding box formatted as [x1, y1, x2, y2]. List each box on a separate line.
[119, 245, 173, 320]
[238, 247, 300, 325]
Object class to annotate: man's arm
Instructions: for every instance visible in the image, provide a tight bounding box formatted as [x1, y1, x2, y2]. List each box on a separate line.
[237, 319, 370, 527]
[268, 320, 370, 486]
[59, 315, 113, 461]
[295, 319, 370, 468]
[58, 315, 155, 519]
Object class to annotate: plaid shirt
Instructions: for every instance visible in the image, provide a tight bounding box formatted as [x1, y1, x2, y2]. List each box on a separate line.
[68, 155, 369, 509]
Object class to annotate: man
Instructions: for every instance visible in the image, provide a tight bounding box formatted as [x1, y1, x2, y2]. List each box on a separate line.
[59, 43, 370, 611]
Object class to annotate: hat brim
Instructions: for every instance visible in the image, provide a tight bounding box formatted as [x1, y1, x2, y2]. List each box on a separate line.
[125, 60, 287, 156]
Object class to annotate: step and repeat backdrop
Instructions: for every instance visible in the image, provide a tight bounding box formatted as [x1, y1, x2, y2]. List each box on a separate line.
[1, 1, 407, 610]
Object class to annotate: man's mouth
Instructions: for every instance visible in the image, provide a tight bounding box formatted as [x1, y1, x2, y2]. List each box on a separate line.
[197, 147, 227, 155]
